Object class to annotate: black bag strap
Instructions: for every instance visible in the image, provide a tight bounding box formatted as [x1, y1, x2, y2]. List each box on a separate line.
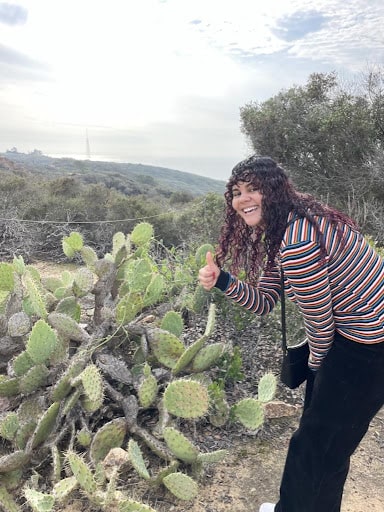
[279, 212, 300, 354]
[280, 266, 288, 354]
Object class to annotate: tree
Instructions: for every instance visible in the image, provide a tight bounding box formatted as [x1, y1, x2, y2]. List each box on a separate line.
[240, 71, 384, 239]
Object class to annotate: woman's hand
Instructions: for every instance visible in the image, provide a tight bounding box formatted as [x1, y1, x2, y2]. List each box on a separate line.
[198, 251, 220, 291]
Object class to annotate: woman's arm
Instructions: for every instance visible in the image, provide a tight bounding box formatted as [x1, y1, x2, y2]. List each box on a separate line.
[215, 267, 281, 316]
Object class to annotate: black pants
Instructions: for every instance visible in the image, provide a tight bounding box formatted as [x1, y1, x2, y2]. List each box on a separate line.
[275, 333, 384, 512]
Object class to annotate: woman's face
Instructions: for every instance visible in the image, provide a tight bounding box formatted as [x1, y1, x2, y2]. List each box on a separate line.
[231, 181, 264, 227]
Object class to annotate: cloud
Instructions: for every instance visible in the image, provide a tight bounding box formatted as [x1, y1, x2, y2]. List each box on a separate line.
[0, 43, 48, 70]
[0, 44, 51, 83]
[0, 2, 27, 26]
[272, 10, 329, 42]
[283, 5, 384, 70]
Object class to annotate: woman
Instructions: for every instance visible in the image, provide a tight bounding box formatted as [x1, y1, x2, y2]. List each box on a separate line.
[199, 156, 384, 512]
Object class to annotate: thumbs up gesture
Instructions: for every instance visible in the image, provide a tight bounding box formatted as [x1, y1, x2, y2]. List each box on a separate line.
[198, 251, 220, 291]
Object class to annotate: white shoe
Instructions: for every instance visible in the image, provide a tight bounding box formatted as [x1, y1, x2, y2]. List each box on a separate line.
[259, 504, 276, 512]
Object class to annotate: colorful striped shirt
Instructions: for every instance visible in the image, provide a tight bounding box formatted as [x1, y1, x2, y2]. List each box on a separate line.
[215, 212, 384, 370]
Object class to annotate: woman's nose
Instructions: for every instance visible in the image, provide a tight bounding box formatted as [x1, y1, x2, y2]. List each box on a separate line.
[240, 193, 252, 202]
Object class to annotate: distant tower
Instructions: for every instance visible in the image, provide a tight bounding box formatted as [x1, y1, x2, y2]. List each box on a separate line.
[86, 129, 91, 160]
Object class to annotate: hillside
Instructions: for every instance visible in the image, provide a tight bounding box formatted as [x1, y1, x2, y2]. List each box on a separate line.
[0, 151, 226, 196]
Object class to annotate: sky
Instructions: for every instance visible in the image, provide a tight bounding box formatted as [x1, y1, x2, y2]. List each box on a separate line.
[0, 0, 383, 181]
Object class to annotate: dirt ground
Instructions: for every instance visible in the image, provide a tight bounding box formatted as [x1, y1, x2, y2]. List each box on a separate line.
[163, 408, 384, 512]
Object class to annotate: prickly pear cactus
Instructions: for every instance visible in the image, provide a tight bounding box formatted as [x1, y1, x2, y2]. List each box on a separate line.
[0, 223, 281, 512]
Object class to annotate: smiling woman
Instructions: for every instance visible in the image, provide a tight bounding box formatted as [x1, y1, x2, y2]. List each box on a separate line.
[198, 154, 384, 512]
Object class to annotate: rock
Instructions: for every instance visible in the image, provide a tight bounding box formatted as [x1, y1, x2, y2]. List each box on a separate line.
[264, 400, 300, 419]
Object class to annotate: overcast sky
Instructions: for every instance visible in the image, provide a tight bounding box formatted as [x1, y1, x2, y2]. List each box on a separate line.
[1, 0, 383, 180]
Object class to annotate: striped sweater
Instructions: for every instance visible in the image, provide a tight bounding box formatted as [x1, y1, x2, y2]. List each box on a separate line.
[215, 212, 384, 370]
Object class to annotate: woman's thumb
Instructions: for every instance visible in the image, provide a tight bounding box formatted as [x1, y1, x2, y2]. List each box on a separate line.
[206, 251, 215, 267]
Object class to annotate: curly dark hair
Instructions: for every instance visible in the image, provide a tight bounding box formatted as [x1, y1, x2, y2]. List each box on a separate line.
[216, 156, 359, 282]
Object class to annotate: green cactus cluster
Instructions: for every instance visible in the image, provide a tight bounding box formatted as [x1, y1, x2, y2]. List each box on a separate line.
[0, 228, 280, 511]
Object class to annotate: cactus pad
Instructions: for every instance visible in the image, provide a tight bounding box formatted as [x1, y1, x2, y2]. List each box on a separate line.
[0, 413, 19, 441]
[52, 476, 78, 501]
[203, 303, 216, 337]
[24, 488, 55, 512]
[62, 232, 83, 259]
[163, 427, 199, 463]
[143, 274, 164, 307]
[23, 273, 47, 319]
[12, 350, 34, 377]
[29, 402, 60, 449]
[19, 364, 50, 395]
[0, 469, 23, 490]
[0, 376, 20, 397]
[151, 330, 185, 369]
[72, 267, 95, 298]
[0, 485, 20, 512]
[196, 449, 227, 464]
[138, 374, 158, 408]
[66, 450, 97, 495]
[192, 342, 225, 372]
[192, 285, 210, 314]
[125, 259, 153, 292]
[116, 292, 143, 325]
[130, 222, 154, 246]
[119, 499, 157, 512]
[90, 418, 127, 463]
[208, 394, 230, 427]
[26, 319, 58, 364]
[76, 428, 92, 448]
[0, 263, 14, 292]
[55, 297, 81, 321]
[163, 472, 199, 501]
[172, 335, 207, 376]
[0, 450, 30, 473]
[195, 244, 215, 268]
[79, 246, 98, 271]
[51, 359, 85, 401]
[127, 439, 150, 480]
[164, 380, 209, 419]
[160, 311, 184, 337]
[232, 398, 265, 430]
[112, 231, 126, 254]
[47, 312, 90, 343]
[78, 364, 104, 404]
[258, 373, 277, 403]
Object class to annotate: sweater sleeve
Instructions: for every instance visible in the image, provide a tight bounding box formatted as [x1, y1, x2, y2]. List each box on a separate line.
[280, 240, 335, 369]
[215, 268, 281, 315]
